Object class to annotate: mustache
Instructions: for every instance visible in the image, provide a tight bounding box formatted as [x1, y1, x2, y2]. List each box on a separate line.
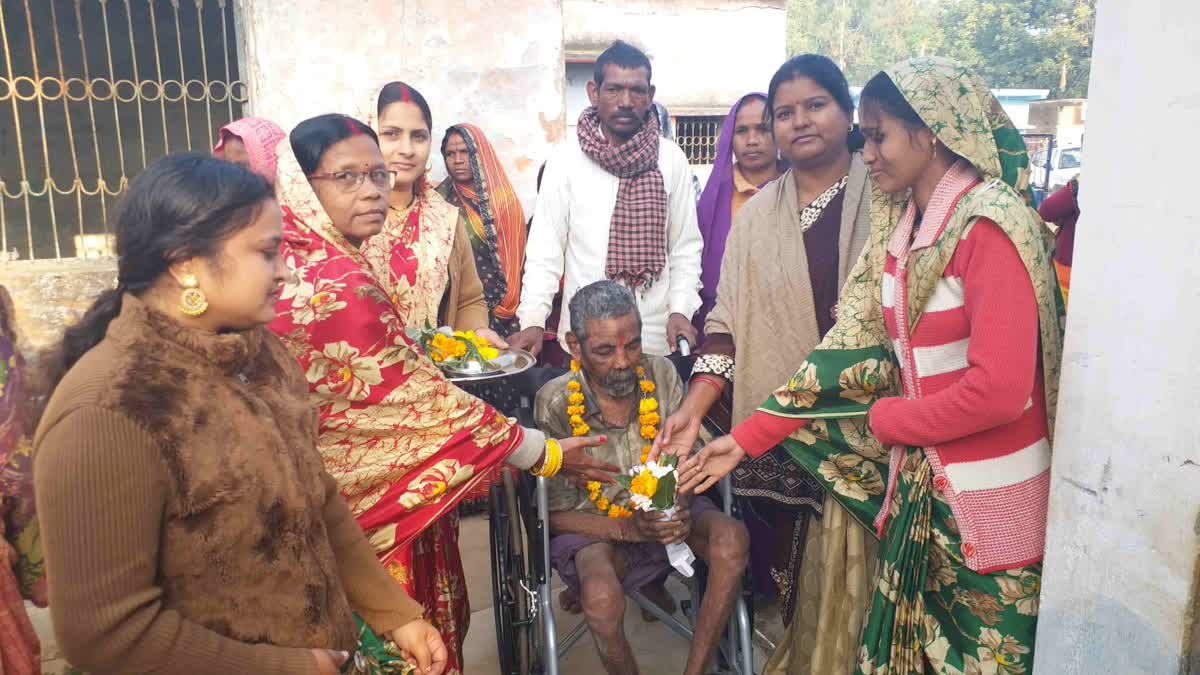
[601, 368, 639, 396]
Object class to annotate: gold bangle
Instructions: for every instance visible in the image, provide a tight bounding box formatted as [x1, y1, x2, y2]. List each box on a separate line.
[540, 438, 564, 478]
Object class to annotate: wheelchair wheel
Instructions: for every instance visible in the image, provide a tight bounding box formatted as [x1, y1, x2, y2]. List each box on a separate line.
[490, 482, 521, 674]
[490, 473, 545, 674]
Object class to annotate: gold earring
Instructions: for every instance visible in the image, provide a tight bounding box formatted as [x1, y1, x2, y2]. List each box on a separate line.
[179, 274, 209, 317]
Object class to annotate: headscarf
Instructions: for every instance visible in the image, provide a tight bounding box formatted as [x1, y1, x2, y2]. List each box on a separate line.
[440, 124, 527, 320]
[696, 93, 768, 317]
[213, 116, 286, 183]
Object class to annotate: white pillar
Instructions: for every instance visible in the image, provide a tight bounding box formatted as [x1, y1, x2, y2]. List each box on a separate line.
[1035, 0, 1200, 672]
[235, 0, 566, 212]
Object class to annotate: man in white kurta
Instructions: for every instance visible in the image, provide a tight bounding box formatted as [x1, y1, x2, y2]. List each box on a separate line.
[509, 41, 703, 358]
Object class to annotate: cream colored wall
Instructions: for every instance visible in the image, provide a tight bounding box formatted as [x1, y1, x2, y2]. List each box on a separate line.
[1034, 0, 1200, 672]
[237, 0, 567, 213]
[562, 0, 786, 115]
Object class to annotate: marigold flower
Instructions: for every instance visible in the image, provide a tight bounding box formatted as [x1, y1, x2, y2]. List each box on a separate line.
[573, 423, 591, 437]
[639, 412, 661, 427]
[640, 380, 656, 394]
[570, 360, 580, 373]
[636, 367, 646, 377]
[596, 497, 610, 511]
[569, 414, 585, 427]
[639, 398, 658, 413]
[586, 481, 601, 492]
[640, 424, 657, 440]
[630, 470, 658, 498]
[568, 392, 585, 406]
[567, 405, 586, 416]
[567, 380, 582, 392]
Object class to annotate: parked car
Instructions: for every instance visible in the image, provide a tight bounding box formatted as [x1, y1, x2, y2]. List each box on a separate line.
[1030, 146, 1082, 193]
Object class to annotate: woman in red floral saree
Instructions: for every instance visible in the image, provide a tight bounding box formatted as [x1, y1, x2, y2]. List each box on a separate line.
[270, 115, 613, 675]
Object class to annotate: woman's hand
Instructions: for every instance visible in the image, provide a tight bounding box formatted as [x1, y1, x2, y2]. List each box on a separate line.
[677, 435, 746, 496]
[311, 649, 349, 675]
[473, 327, 509, 350]
[649, 407, 703, 464]
[391, 618, 448, 675]
[557, 435, 621, 487]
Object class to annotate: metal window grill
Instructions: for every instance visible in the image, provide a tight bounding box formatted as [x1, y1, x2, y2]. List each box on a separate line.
[1, 0, 245, 261]
[674, 115, 723, 166]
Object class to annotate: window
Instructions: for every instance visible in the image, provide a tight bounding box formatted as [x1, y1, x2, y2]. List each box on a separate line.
[1058, 150, 1081, 170]
[675, 115, 723, 166]
[1, 0, 245, 260]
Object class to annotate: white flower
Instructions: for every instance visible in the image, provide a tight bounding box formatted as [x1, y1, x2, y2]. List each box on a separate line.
[630, 493, 653, 511]
[646, 461, 674, 479]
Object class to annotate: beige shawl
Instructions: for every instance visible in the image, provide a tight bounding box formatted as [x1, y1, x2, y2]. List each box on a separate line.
[705, 153, 872, 426]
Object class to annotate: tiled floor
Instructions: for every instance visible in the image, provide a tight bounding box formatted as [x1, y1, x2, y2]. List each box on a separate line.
[31, 513, 775, 673]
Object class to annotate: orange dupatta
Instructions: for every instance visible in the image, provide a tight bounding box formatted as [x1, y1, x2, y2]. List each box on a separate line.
[441, 124, 527, 319]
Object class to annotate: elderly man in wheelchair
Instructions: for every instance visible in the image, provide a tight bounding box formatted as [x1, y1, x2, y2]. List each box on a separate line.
[533, 280, 750, 675]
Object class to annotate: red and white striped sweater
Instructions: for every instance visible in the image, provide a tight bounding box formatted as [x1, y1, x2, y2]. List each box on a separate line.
[735, 163, 1050, 573]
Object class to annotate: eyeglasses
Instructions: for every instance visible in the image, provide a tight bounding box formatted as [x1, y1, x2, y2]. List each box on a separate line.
[308, 169, 396, 193]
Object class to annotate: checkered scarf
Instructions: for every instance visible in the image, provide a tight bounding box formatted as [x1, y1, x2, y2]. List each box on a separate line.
[577, 106, 668, 289]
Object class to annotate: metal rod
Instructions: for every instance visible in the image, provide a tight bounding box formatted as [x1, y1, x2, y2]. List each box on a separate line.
[100, 0, 130, 195]
[629, 590, 695, 639]
[122, 0, 147, 169]
[736, 598, 754, 675]
[537, 476, 559, 675]
[74, 0, 109, 233]
[557, 619, 589, 656]
[21, 0, 61, 258]
[217, 0, 233, 120]
[194, 0, 213, 147]
[0, 0, 26, 255]
[170, 0, 192, 148]
[145, 0, 169, 153]
[49, 1, 86, 248]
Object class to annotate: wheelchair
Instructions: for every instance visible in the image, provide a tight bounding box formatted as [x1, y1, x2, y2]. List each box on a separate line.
[487, 354, 756, 675]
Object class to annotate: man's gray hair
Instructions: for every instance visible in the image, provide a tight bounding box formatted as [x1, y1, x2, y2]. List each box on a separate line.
[568, 280, 641, 344]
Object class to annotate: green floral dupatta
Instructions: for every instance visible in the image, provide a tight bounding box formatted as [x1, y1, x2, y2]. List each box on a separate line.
[755, 58, 1064, 673]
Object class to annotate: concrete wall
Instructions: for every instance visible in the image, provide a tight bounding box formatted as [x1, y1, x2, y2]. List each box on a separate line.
[237, 0, 566, 213]
[0, 259, 118, 362]
[562, 0, 786, 115]
[1034, 0, 1200, 672]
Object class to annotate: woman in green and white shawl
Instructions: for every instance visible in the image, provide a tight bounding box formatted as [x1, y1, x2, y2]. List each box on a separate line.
[667, 58, 1063, 674]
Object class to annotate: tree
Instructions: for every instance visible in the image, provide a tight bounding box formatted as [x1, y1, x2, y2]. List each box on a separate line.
[787, 0, 942, 85]
[786, 0, 1096, 97]
[938, 0, 1095, 97]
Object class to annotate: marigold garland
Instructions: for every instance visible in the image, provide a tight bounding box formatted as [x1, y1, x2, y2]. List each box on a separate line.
[572, 362, 660, 518]
[424, 330, 500, 364]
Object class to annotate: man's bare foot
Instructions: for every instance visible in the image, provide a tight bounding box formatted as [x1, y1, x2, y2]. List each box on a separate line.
[558, 588, 582, 614]
[638, 581, 677, 622]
